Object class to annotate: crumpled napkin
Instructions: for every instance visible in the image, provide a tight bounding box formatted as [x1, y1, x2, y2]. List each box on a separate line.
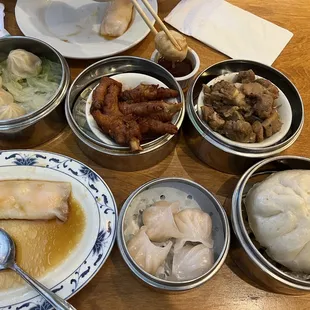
[164, 0, 293, 65]
[0, 3, 10, 38]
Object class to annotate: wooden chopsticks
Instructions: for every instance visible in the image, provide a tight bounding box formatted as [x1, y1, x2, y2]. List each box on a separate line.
[131, 0, 182, 51]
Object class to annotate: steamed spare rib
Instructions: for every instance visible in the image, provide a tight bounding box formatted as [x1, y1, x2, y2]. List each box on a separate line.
[91, 77, 182, 151]
[235, 69, 255, 83]
[201, 69, 282, 143]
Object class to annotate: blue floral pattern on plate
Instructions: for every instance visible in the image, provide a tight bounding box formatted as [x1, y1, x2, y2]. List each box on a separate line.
[0, 151, 117, 310]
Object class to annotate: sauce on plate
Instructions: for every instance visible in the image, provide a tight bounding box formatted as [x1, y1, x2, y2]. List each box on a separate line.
[0, 197, 85, 290]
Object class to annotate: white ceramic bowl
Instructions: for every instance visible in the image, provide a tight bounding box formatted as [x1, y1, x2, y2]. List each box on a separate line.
[151, 47, 200, 90]
[197, 72, 292, 148]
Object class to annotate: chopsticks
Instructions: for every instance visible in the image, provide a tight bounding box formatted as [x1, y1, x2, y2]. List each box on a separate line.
[131, 0, 157, 35]
[131, 0, 182, 51]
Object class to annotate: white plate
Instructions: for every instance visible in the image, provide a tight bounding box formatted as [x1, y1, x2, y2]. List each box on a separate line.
[0, 150, 117, 309]
[15, 0, 157, 59]
[86, 72, 178, 147]
[197, 72, 292, 148]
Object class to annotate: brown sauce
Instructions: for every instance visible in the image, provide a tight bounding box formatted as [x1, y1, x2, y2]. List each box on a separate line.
[0, 197, 85, 290]
[158, 57, 193, 77]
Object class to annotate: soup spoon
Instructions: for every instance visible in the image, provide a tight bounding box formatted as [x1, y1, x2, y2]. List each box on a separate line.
[0, 228, 76, 310]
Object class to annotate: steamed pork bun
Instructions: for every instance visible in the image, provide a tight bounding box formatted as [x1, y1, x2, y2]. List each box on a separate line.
[246, 170, 310, 273]
[155, 30, 188, 62]
[7, 49, 42, 78]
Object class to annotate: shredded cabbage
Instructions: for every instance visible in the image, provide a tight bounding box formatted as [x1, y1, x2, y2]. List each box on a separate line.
[0, 58, 62, 114]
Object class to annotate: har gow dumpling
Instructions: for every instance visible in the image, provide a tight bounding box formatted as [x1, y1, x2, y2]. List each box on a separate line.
[0, 103, 26, 120]
[127, 226, 172, 275]
[143, 201, 182, 242]
[7, 49, 42, 78]
[174, 208, 213, 251]
[172, 244, 214, 281]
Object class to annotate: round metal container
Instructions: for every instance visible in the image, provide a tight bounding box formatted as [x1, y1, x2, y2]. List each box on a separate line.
[184, 59, 304, 175]
[117, 177, 230, 291]
[66, 56, 185, 171]
[231, 156, 310, 294]
[0, 36, 70, 148]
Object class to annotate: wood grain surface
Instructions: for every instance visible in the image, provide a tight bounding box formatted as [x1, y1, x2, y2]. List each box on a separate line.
[3, 0, 310, 309]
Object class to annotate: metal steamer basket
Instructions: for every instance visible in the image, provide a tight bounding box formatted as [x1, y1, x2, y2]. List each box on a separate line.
[117, 177, 230, 291]
[66, 56, 185, 171]
[184, 60, 304, 175]
[231, 156, 310, 294]
[0, 36, 70, 148]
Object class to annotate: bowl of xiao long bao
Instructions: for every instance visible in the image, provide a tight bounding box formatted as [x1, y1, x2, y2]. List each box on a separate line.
[117, 177, 230, 291]
[0, 36, 70, 148]
[184, 59, 304, 175]
[0, 150, 117, 308]
[231, 156, 310, 294]
[66, 56, 185, 171]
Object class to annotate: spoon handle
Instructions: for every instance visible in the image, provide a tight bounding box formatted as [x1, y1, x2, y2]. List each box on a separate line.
[12, 264, 76, 310]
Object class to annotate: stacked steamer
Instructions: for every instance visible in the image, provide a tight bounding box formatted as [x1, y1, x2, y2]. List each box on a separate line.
[0, 37, 70, 149]
[184, 60, 304, 174]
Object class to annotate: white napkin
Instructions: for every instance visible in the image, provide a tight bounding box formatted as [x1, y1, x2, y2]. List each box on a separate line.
[164, 0, 293, 65]
[0, 3, 10, 38]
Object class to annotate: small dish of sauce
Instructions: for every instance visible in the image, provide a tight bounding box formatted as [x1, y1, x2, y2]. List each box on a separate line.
[158, 57, 193, 77]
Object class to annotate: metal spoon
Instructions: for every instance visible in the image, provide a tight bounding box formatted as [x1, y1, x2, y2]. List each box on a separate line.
[0, 228, 76, 310]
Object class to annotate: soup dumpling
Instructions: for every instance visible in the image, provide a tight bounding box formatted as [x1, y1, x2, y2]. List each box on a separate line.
[0, 102, 26, 120]
[7, 49, 42, 78]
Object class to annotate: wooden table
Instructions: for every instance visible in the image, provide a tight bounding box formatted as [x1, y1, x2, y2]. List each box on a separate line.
[3, 0, 310, 309]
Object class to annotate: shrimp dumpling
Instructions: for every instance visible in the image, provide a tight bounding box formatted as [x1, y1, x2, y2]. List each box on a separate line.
[7, 49, 42, 78]
[174, 208, 213, 251]
[143, 201, 182, 242]
[127, 226, 172, 275]
[172, 244, 214, 281]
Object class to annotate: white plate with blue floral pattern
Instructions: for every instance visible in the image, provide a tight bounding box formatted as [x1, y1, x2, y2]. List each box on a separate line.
[0, 150, 117, 309]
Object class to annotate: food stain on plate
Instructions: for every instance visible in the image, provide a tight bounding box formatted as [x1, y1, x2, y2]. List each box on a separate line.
[0, 196, 85, 290]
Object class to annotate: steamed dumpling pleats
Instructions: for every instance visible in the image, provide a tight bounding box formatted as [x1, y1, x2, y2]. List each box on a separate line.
[0, 180, 71, 222]
[0, 90, 14, 106]
[172, 244, 214, 281]
[0, 84, 14, 106]
[142, 201, 182, 242]
[0, 103, 26, 120]
[127, 226, 172, 275]
[174, 208, 214, 251]
[7, 49, 42, 78]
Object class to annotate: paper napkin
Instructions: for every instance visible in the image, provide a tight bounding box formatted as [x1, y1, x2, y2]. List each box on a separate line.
[164, 0, 293, 65]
